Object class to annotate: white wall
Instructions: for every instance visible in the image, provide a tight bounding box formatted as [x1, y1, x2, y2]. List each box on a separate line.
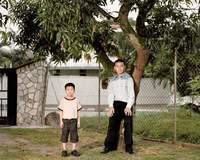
[46, 76, 171, 106]
[46, 76, 108, 105]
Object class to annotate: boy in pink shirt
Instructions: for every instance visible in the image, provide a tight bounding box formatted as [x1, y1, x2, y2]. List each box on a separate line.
[58, 83, 82, 157]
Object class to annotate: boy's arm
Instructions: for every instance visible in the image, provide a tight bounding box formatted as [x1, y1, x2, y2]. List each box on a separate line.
[108, 80, 114, 108]
[107, 79, 115, 117]
[77, 111, 81, 128]
[124, 77, 135, 116]
[126, 77, 135, 108]
[57, 98, 64, 127]
[59, 110, 63, 128]
[77, 99, 82, 128]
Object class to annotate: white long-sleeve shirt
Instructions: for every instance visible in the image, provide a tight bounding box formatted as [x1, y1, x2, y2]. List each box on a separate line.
[108, 72, 135, 108]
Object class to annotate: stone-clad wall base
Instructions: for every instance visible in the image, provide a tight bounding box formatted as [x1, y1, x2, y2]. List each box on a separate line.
[17, 61, 48, 126]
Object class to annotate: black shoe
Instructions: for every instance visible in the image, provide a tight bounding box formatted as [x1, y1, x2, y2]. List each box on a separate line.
[126, 148, 135, 154]
[61, 150, 68, 157]
[101, 147, 110, 154]
[71, 150, 81, 157]
[100, 147, 116, 154]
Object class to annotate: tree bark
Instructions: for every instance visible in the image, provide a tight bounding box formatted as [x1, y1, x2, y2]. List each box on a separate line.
[117, 2, 149, 97]
[133, 48, 149, 97]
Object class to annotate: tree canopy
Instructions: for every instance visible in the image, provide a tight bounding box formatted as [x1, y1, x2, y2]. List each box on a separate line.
[1, 0, 200, 96]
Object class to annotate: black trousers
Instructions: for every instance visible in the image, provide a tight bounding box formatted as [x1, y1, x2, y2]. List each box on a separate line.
[61, 119, 78, 143]
[104, 101, 133, 150]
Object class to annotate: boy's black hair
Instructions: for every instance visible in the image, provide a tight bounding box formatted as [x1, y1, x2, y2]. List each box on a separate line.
[114, 59, 125, 65]
[65, 83, 75, 90]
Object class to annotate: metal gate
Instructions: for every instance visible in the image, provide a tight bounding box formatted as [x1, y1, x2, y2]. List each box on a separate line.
[0, 69, 17, 125]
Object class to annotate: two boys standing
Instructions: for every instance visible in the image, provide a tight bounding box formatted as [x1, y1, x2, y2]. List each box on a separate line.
[58, 59, 135, 157]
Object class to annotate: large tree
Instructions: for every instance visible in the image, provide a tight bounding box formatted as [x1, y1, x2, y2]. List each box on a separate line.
[10, 0, 200, 98]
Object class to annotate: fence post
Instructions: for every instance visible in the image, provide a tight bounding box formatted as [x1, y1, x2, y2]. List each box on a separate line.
[173, 49, 177, 144]
[98, 61, 101, 131]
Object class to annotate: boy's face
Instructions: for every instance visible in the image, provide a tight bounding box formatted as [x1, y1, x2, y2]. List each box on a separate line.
[114, 62, 125, 75]
[65, 86, 75, 97]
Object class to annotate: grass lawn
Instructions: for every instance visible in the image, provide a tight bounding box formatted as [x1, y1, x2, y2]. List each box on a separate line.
[80, 107, 200, 144]
[134, 107, 200, 144]
[1, 128, 200, 160]
[0, 110, 200, 160]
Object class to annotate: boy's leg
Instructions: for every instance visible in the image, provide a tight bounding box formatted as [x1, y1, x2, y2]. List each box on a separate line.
[69, 119, 79, 145]
[104, 101, 126, 151]
[104, 115, 122, 151]
[72, 143, 77, 151]
[61, 120, 69, 149]
[61, 119, 69, 156]
[69, 119, 81, 157]
[124, 115, 134, 153]
[62, 143, 67, 150]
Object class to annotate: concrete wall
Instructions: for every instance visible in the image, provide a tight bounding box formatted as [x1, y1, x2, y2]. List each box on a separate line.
[17, 61, 48, 126]
[46, 76, 171, 107]
[46, 76, 108, 106]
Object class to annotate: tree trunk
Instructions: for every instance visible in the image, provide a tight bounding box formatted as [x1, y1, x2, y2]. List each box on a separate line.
[117, 2, 150, 97]
[133, 49, 149, 97]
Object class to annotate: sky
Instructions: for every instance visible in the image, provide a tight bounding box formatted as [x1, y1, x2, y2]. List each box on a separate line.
[102, 0, 137, 20]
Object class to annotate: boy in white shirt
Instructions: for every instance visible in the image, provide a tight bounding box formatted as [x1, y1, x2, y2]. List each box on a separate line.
[58, 83, 82, 157]
[101, 59, 135, 154]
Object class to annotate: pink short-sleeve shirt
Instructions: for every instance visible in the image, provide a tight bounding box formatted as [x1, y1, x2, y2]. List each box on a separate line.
[58, 97, 82, 119]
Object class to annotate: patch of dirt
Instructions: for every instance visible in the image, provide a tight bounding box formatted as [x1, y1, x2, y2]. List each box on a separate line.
[15, 137, 30, 144]
[0, 133, 16, 146]
[138, 146, 161, 155]
[0, 132, 59, 156]
[80, 140, 103, 149]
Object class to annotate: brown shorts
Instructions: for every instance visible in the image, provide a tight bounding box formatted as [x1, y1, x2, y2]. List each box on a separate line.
[61, 119, 79, 143]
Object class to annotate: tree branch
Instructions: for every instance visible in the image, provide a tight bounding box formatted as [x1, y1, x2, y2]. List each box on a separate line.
[136, 0, 157, 37]
[92, 32, 114, 70]
[135, 0, 142, 8]
[94, 5, 116, 20]
[118, 2, 142, 50]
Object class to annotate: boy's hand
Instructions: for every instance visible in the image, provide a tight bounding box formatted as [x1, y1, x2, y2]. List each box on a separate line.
[77, 121, 80, 129]
[107, 107, 115, 117]
[124, 107, 132, 116]
[60, 121, 64, 128]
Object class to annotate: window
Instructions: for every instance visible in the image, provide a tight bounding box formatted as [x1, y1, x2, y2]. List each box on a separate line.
[52, 69, 60, 76]
[79, 69, 87, 76]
